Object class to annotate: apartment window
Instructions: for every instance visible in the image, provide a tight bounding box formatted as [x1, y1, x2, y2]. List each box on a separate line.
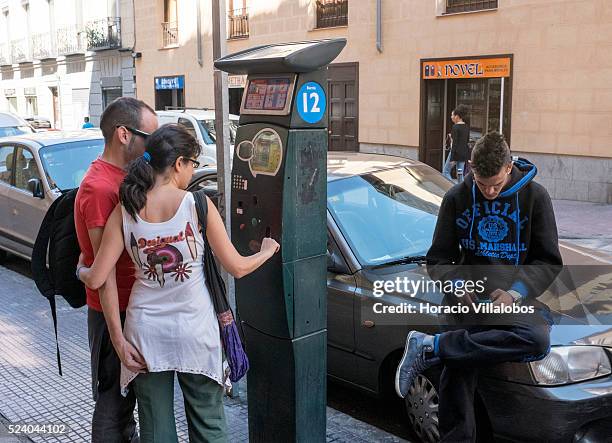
[446, 0, 497, 14]
[162, 0, 179, 47]
[228, 0, 248, 39]
[7, 96, 18, 114]
[316, 0, 348, 29]
[25, 94, 38, 116]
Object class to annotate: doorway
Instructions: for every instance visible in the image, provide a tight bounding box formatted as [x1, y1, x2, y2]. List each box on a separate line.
[327, 62, 358, 152]
[420, 56, 512, 171]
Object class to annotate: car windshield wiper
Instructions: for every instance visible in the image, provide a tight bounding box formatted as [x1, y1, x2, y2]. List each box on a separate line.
[370, 255, 428, 268]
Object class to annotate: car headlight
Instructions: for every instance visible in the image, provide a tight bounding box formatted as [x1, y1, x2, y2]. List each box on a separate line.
[530, 346, 611, 385]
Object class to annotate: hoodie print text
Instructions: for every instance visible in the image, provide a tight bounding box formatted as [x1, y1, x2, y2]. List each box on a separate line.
[456, 197, 529, 261]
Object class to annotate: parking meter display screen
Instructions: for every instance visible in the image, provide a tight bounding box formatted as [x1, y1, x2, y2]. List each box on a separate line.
[244, 78, 291, 111]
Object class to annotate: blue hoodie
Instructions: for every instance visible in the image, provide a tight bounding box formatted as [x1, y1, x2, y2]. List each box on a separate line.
[427, 158, 563, 302]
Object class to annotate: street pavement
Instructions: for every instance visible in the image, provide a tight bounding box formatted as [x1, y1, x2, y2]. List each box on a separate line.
[0, 264, 407, 443]
[553, 199, 612, 255]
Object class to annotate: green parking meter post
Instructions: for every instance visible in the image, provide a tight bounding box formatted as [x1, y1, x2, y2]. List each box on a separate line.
[215, 39, 346, 442]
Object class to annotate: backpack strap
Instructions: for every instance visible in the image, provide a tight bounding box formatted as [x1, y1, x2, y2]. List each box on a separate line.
[31, 194, 65, 376]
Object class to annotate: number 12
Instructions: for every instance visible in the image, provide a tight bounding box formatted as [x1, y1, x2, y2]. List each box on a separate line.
[302, 92, 320, 113]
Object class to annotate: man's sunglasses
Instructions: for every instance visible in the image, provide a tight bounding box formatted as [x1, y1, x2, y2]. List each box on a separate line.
[116, 125, 150, 139]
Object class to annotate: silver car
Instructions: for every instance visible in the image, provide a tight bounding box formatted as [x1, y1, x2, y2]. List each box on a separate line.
[0, 112, 35, 138]
[0, 130, 104, 261]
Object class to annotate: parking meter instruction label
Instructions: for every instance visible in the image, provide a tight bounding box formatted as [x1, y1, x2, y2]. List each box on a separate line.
[297, 82, 326, 124]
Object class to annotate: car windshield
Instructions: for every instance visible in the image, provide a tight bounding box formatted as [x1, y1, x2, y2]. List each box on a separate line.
[327, 166, 451, 267]
[39, 139, 105, 190]
[0, 126, 34, 137]
[198, 119, 238, 145]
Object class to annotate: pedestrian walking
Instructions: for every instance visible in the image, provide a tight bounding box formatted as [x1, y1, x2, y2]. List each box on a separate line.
[395, 132, 563, 442]
[443, 104, 470, 182]
[77, 124, 280, 442]
[82, 116, 95, 129]
[74, 97, 158, 442]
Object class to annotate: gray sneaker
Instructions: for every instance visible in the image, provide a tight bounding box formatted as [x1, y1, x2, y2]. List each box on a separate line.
[395, 331, 440, 398]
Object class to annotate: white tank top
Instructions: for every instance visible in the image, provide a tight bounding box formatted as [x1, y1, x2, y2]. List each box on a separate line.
[119, 192, 223, 395]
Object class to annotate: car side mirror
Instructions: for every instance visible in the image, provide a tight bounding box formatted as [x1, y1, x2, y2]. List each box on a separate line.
[27, 178, 44, 199]
[327, 249, 349, 274]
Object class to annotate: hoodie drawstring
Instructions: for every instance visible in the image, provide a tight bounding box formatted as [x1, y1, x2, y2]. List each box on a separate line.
[469, 182, 476, 241]
[515, 192, 521, 265]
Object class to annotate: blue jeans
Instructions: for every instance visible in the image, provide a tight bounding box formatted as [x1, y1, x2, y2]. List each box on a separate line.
[443, 156, 465, 183]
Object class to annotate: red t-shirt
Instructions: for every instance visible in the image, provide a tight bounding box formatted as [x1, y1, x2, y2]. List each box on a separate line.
[75, 159, 135, 312]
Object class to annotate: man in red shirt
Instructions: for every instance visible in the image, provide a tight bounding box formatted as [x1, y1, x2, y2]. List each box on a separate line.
[75, 97, 158, 442]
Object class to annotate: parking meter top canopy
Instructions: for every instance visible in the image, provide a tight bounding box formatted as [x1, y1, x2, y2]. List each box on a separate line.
[213, 38, 347, 74]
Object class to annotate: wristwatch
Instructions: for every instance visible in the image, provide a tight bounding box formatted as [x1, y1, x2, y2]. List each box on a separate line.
[507, 290, 523, 304]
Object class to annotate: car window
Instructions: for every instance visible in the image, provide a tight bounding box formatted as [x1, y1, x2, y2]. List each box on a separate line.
[0, 126, 33, 138]
[178, 118, 198, 141]
[14, 146, 41, 191]
[39, 139, 104, 190]
[198, 119, 237, 145]
[0, 145, 15, 185]
[190, 175, 219, 206]
[327, 166, 450, 266]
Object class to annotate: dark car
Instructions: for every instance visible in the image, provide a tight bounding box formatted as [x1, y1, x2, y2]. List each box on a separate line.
[188, 152, 612, 443]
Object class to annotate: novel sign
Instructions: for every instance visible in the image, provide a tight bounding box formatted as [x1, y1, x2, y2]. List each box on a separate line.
[422, 57, 511, 79]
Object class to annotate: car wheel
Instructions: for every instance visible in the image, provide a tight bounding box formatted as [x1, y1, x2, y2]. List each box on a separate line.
[404, 372, 440, 443]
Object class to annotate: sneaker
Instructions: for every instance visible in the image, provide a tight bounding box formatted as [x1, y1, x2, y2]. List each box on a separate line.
[395, 331, 440, 398]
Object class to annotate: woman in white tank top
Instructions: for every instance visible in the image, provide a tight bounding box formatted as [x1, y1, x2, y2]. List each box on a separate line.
[76, 124, 279, 442]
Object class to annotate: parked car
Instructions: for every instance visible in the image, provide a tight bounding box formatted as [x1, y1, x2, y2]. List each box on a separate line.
[0, 112, 35, 138]
[24, 116, 56, 131]
[157, 108, 239, 167]
[187, 152, 612, 443]
[0, 130, 104, 261]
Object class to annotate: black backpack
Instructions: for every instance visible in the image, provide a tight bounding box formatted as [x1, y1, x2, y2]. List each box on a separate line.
[31, 188, 86, 375]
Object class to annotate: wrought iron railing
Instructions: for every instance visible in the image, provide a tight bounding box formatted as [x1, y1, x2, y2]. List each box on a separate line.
[446, 0, 497, 14]
[10, 39, 29, 63]
[228, 8, 249, 39]
[0, 43, 10, 65]
[86, 17, 121, 50]
[161, 21, 178, 47]
[316, 0, 348, 29]
[56, 24, 87, 55]
[31, 32, 56, 60]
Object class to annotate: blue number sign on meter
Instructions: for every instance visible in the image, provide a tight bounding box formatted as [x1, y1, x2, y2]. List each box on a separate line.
[297, 82, 326, 124]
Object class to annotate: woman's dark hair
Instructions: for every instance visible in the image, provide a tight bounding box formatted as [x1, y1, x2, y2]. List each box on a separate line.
[120, 124, 202, 220]
[452, 104, 469, 122]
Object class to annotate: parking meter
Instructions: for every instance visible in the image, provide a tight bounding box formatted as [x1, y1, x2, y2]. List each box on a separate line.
[215, 38, 346, 442]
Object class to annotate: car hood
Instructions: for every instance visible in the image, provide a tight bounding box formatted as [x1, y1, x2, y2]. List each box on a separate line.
[551, 325, 612, 347]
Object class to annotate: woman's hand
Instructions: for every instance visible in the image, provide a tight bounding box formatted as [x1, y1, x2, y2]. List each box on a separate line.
[260, 237, 280, 257]
[114, 337, 147, 373]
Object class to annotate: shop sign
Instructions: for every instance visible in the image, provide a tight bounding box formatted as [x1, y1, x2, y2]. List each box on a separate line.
[422, 57, 511, 79]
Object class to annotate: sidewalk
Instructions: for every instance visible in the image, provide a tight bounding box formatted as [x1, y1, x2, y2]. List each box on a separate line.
[0, 265, 407, 443]
[553, 199, 612, 255]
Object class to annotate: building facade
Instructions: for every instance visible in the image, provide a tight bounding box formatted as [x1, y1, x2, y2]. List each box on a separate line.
[133, 0, 612, 203]
[0, 0, 136, 130]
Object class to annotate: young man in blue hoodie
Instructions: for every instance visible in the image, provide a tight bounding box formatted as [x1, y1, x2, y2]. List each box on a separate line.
[395, 132, 563, 442]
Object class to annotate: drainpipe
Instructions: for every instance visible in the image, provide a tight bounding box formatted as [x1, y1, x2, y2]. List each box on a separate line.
[376, 0, 382, 53]
[196, 0, 203, 67]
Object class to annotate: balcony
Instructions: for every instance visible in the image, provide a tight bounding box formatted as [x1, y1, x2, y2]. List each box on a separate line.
[56, 25, 87, 55]
[161, 21, 178, 47]
[445, 0, 497, 14]
[86, 17, 121, 51]
[31, 32, 56, 60]
[10, 38, 30, 63]
[315, 0, 348, 29]
[228, 8, 249, 39]
[0, 43, 10, 65]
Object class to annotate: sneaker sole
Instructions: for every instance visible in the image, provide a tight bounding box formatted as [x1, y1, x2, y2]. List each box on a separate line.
[395, 330, 418, 399]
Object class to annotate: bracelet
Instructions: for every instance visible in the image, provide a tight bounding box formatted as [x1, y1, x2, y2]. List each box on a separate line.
[76, 265, 86, 282]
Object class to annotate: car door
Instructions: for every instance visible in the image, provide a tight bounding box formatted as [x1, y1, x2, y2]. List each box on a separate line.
[327, 225, 359, 382]
[6, 144, 51, 257]
[0, 144, 16, 254]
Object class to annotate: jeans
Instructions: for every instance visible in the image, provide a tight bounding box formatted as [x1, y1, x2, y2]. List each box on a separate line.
[443, 156, 465, 183]
[133, 371, 227, 443]
[88, 308, 138, 443]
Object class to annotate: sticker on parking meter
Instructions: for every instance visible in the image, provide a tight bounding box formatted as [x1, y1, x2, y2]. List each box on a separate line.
[297, 82, 326, 124]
